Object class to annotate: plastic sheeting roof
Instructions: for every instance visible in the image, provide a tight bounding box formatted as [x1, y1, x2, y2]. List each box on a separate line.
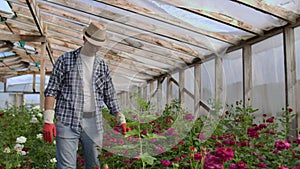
[0, 0, 300, 91]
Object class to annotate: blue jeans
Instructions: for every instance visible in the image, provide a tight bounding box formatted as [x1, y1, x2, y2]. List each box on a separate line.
[56, 119, 102, 169]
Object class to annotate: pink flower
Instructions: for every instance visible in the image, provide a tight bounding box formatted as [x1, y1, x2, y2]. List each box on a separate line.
[292, 166, 300, 169]
[124, 159, 131, 163]
[229, 161, 247, 169]
[184, 113, 194, 122]
[247, 127, 259, 138]
[275, 140, 290, 150]
[266, 117, 274, 123]
[278, 166, 289, 169]
[197, 133, 206, 140]
[258, 124, 267, 129]
[257, 162, 267, 168]
[203, 153, 223, 169]
[193, 153, 202, 161]
[160, 160, 172, 167]
[155, 144, 165, 154]
[214, 147, 234, 162]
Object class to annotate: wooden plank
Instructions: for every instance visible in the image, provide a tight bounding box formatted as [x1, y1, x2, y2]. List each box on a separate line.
[39, 41, 46, 110]
[283, 27, 297, 137]
[194, 63, 201, 114]
[105, 59, 160, 77]
[46, 0, 230, 51]
[167, 74, 172, 104]
[233, 0, 299, 23]
[180, 8, 263, 35]
[243, 45, 252, 106]
[0, 34, 46, 42]
[179, 69, 184, 104]
[157, 77, 162, 110]
[14, 1, 206, 59]
[95, 0, 240, 45]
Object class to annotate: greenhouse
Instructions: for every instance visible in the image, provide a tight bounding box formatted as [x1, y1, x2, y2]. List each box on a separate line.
[1, 0, 300, 168]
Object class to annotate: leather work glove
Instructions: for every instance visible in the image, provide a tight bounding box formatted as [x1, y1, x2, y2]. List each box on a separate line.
[116, 113, 128, 135]
[43, 110, 56, 143]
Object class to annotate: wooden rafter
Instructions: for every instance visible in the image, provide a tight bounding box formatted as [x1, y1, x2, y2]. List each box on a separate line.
[0, 33, 46, 42]
[232, 0, 299, 23]
[45, 0, 229, 51]
[94, 0, 241, 45]
[25, 0, 55, 65]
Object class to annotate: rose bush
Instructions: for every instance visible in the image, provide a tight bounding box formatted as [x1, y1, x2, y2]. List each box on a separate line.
[1, 98, 300, 169]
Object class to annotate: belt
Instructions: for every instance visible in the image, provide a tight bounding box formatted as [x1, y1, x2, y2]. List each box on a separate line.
[82, 111, 96, 118]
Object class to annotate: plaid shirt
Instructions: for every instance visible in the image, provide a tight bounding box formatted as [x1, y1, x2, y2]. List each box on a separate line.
[44, 47, 120, 132]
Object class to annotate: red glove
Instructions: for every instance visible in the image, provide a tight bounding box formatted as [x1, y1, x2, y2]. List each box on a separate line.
[121, 123, 127, 135]
[43, 123, 56, 143]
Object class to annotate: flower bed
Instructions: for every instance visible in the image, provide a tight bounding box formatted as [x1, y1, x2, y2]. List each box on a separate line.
[1, 99, 300, 169]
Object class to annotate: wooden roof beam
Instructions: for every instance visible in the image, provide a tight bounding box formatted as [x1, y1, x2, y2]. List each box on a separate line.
[232, 0, 299, 23]
[94, 0, 240, 45]
[0, 33, 46, 42]
[25, 0, 55, 65]
[46, 0, 230, 51]
[13, 2, 206, 59]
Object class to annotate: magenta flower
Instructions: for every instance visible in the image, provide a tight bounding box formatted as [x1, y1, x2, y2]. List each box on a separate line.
[258, 123, 267, 129]
[193, 153, 202, 161]
[155, 144, 165, 154]
[197, 133, 206, 140]
[203, 153, 223, 169]
[229, 161, 247, 169]
[247, 127, 259, 138]
[293, 166, 300, 169]
[160, 160, 172, 167]
[275, 140, 290, 150]
[214, 147, 234, 162]
[278, 166, 289, 169]
[184, 113, 195, 122]
[257, 162, 267, 168]
[266, 117, 274, 123]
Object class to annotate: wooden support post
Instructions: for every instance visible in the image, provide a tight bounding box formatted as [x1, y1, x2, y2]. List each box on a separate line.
[283, 27, 297, 137]
[243, 45, 252, 106]
[15, 93, 19, 106]
[143, 85, 147, 101]
[150, 81, 155, 102]
[215, 56, 223, 103]
[157, 78, 162, 110]
[179, 69, 184, 105]
[194, 63, 201, 115]
[167, 75, 172, 104]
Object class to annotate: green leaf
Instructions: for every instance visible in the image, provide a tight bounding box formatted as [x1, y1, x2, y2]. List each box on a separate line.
[140, 152, 156, 165]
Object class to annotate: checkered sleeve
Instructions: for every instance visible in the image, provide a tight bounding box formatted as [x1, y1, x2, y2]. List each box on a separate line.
[44, 56, 64, 99]
[103, 66, 121, 115]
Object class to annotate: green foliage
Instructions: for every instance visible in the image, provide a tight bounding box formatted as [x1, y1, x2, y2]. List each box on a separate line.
[0, 106, 56, 169]
[1, 97, 300, 169]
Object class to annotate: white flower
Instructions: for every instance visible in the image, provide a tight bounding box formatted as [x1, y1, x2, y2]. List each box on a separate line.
[53, 140, 56, 145]
[16, 136, 27, 144]
[36, 133, 43, 139]
[3, 147, 10, 153]
[50, 158, 57, 163]
[17, 150, 27, 155]
[37, 113, 43, 118]
[30, 116, 39, 123]
[14, 144, 24, 152]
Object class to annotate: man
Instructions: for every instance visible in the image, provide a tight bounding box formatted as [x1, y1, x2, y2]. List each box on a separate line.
[42, 22, 128, 169]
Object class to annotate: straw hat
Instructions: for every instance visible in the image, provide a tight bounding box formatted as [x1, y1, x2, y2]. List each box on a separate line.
[83, 22, 107, 46]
